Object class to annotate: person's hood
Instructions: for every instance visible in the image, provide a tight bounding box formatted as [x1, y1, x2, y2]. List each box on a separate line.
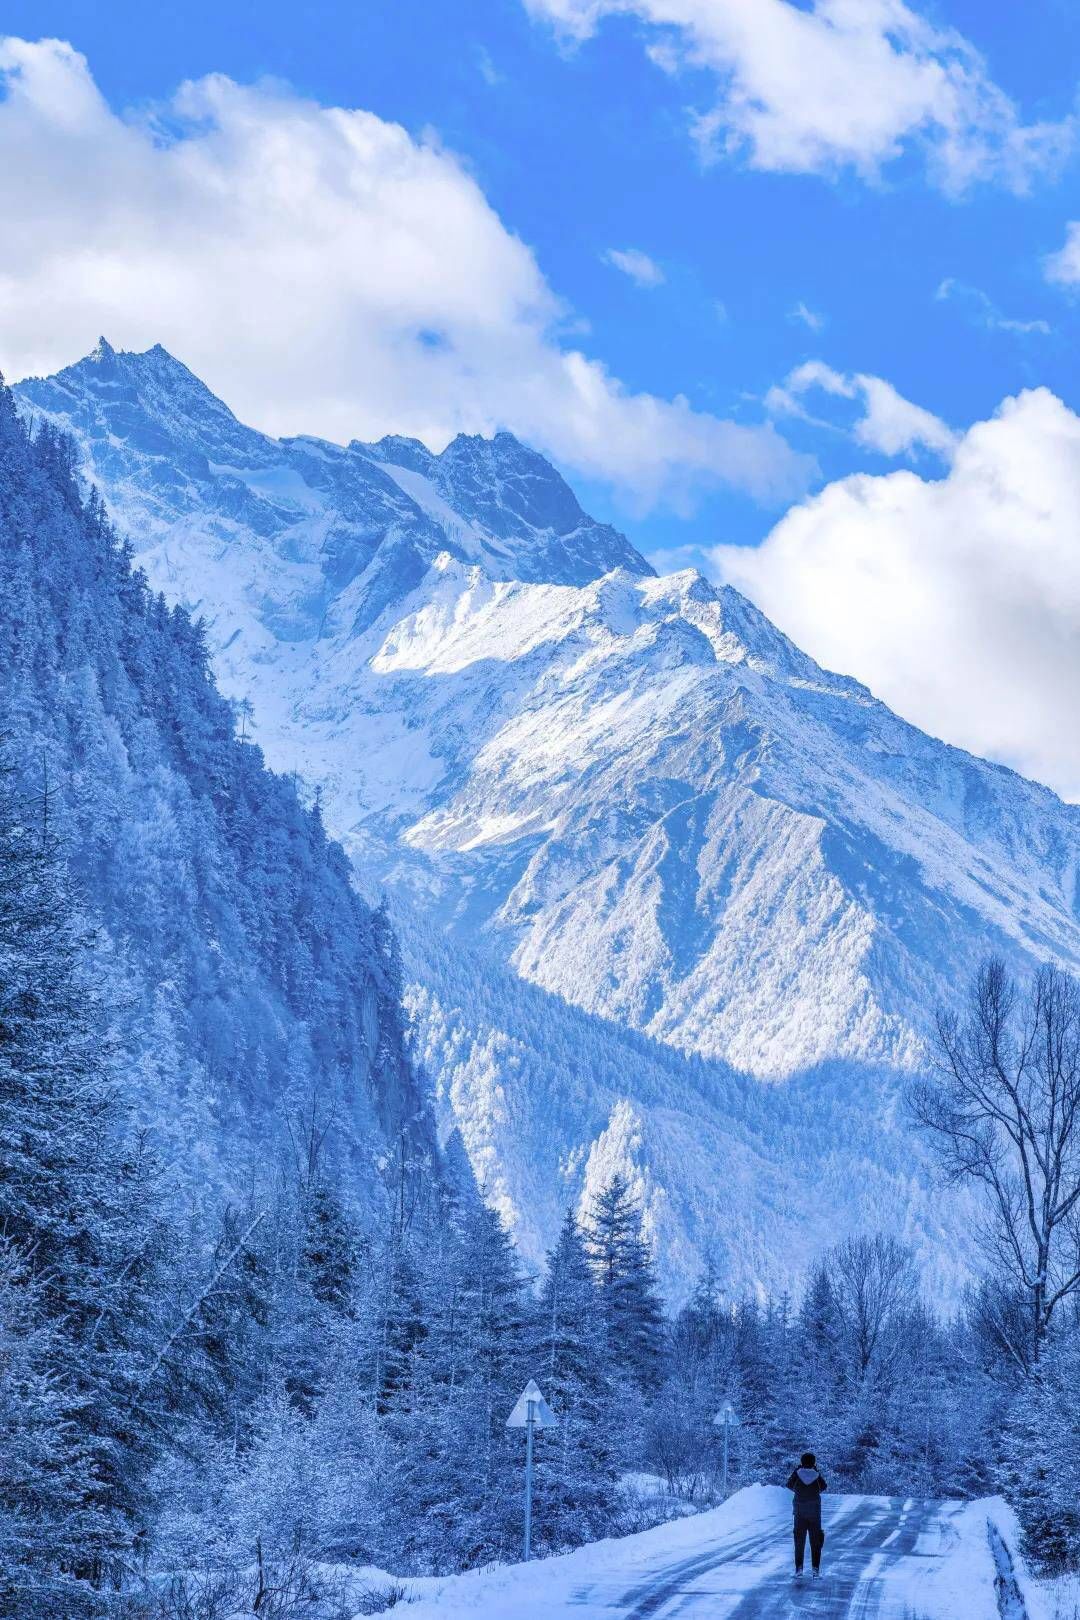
[796, 1468, 820, 1484]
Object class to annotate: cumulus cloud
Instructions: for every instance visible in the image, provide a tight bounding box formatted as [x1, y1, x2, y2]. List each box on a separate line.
[767, 360, 957, 459]
[712, 387, 1080, 799]
[1045, 222, 1080, 287]
[0, 36, 809, 511]
[603, 246, 666, 287]
[527, 0, 1073, 192]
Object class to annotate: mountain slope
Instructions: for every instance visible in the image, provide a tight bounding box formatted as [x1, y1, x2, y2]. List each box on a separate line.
[399, 912, 975, 1299]
[318, 554, 1080, 1078]
[0, 376, 427, 1212]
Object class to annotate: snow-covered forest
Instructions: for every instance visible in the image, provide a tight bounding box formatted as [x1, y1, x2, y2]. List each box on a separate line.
[3, 373, 1080, 1617]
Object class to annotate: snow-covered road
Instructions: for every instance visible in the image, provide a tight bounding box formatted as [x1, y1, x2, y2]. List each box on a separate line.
[616, 1495, 960, 1618]
[393, 1486, 1017, 1619]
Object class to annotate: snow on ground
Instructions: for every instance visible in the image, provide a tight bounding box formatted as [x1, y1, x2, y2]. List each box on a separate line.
[346, 1486, 1025, 1618]
[1039, 1574, 1080, 1620]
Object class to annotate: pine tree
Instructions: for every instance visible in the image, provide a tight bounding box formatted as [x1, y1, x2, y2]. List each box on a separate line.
[790, 1260, 849, 1474]
[303, 1181, 358, 1315]
[583, 1175, 666, 1396]
[378, 1199, 529, 1571]
[531, 1211, 618, 1549]
[996, 1329, 1080, 1570]
[0, 1237, 73, 1613]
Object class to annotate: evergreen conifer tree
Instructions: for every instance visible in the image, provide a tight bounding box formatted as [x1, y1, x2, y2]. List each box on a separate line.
[583, 1175, 666, 1396]
[0, 760, 167, 1612]
[531, 1210, 618, 1548]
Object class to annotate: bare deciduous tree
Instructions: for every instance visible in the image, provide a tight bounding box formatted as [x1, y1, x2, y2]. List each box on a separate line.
[833, 1235, 917, 1376]
[910, 957, 1080, 1371]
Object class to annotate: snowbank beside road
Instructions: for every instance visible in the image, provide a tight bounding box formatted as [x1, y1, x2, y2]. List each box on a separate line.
[378, 1485, 787, 1618]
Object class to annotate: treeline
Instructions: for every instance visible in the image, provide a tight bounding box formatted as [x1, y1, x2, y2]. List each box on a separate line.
[651, 1236, 1080, 1564]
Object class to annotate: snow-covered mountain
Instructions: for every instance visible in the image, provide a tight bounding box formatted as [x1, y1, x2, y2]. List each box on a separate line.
[18, 340, 1080, 1291]
[18, 338, 648, 634]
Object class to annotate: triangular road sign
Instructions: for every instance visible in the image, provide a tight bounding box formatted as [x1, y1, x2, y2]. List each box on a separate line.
[506, 1378, 558, 1429]
[713, 1401, 740, 1427]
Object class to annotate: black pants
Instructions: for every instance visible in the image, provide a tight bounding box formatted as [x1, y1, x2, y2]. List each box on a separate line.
[794, 1516, 824, 1571]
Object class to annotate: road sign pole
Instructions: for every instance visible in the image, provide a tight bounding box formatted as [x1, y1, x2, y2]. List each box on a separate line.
[712, 1400, 739, 1498]
[506, 1377, 558, 1564]
[524, 1399, 536, 1561]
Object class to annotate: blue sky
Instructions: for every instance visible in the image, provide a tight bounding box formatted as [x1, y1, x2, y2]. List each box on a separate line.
[4, 0, 1079, 554]
[4, 2, 1080, 795]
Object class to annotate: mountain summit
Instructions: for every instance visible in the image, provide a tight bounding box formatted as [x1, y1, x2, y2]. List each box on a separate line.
[26, 346, 1063, 1078]
[18, 342, 651, 642]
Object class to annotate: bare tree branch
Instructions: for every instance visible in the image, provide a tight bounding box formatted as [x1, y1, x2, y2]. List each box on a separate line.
[909, 957, 1080, 1367]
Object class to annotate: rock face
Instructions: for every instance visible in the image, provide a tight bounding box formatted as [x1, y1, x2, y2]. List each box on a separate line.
[18, 341, 1080, 1293]
[18, 339, 650, 640]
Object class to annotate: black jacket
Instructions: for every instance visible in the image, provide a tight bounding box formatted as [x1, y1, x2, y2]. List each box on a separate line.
[786, 1466, 827, 1520]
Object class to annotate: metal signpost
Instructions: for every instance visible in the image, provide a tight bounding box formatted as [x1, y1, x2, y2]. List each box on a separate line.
[505, 1378, 558, 1561]
[712, 1400, 740, 1494]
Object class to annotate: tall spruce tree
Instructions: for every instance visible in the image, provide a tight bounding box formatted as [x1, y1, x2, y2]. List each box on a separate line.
[378, 1198, 529, 1571]
[531, 1210, 618, 1549]
[583, 1175, 665, 1397]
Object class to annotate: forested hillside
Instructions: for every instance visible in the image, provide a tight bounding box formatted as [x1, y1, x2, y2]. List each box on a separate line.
[400, 912, 977, 1302]
[0, 378, 426, 1203]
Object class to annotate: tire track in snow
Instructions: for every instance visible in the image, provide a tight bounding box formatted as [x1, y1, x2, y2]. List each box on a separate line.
[615, 1497, 955, 1619]
[618, 1500, 873, 1619]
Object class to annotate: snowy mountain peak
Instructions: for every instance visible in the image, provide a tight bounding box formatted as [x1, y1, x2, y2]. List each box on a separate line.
[16, 342, 653, 639]
[365, 423, 653, 585]
[20, 346, 1080, 1075]
[21, 340, 260, 469]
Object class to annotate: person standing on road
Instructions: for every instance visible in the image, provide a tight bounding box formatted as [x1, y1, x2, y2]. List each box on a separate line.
[786, 1452, 827, 1578]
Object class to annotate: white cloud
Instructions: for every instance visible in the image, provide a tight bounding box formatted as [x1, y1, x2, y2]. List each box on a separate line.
[936, 277, 1050, 336]
[527, 0, 1073, 193]
[711, 387, 1080, 799]
[767, 360, 957, 459]
[0, 37, 809, 511]
[604, 246, 666, 287]
[790, 301, 826, 332]
[476, 46, 504, 86]
[854, 375, 958, 458]
[1045, 222, 1080, 287]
